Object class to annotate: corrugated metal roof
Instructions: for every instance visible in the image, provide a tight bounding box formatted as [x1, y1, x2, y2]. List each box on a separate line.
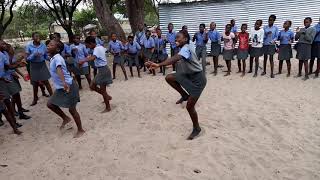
[159, 0, 320, 55]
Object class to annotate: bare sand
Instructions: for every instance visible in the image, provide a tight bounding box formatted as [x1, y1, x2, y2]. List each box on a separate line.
[0, 57, 320, 180]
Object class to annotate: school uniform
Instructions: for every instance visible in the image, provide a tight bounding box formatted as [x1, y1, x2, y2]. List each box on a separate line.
[311, 23, 320, 59]
[194, 31, 208, 72]
[231, 25, 238, 34]
[222, 32, 235, 61]
[142, 37, 155, 60]
[2, 52, 22, 97]
[108, 40, 124, 65]
[0, 52, 13, 99]
[208, 29, 221, 56]
[166, 31, 178, 56]
[295, 26, 317, 61]
[61, 43, 73, 69]
[25, 42, 51, 82]
[174, 44, 207, 98]
[48, 54, 79, 108]
[277, 30, 294, 60]
[92, 45, 113, 85]
[263, 25, 279, 55]
[250, 28, 265, 57]
[237, 32, 249, 60]
[125, 41, 141, 67]
[70, 43, 89, 75]
[152, 37, 168, 63]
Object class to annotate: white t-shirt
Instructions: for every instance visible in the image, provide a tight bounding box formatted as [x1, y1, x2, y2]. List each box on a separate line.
[93, 45, 107, 67]
[250, 28, 264, 48]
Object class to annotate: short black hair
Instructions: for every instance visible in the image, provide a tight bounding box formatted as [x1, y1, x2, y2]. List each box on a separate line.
[256, 20, 263, 25]
[31, 32, 39, 38]
[269, 14, 277, 20]
[85, 36, 96, 44]
[146, 30, 151, 34]
[226, 24, 232, 28]
[241, 23, 248, 28]
[72, 34, 80, 39]
[128, 35, 134, 40]
[89, 30, 96, 34]
[182, 25, 187, 29]
[168, 23, 173, 27]
[199, 24, 205, 28]
[49, 34, 54, 40]
[56, 40, 65, 53]
[53, 32, 61, 38]
[110, 32, 117, 37]
[287, 20, 292, 26]
[305, 17, 312, 22]
[179, 30, 190, 44]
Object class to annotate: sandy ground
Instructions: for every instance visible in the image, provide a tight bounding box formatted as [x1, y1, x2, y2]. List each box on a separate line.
[0, 56, 320, 180]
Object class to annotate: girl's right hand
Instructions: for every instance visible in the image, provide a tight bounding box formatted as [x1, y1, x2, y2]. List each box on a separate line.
[296, 27, 300, 32]
[145, 61, 160, 69]
[63, 83, 70, 93]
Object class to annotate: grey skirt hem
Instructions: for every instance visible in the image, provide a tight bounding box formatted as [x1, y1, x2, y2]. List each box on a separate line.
[113, 55, 124, 65]
[263, 45, 276, 55]
[296, 43, 312, 61]
[173, 71, 207, 98]
[30, 61, 51, 82]
[311, 42, 320, 59]
[211, 42, 221, 56]
[126, 54, 139, 67]
[73, 66, 90, 75]
[250, 47, 263, 57]
[237, 49, 249, 60]
[48, 81, 80, 108]
[223, 49, 234, 60]
[278, 44, 293, 60]
[152, 52, 168, 63]
[93, 66, 113, 85]
[143, 49, 153, 60]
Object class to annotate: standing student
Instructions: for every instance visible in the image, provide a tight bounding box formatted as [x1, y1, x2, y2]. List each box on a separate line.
[237, 24, 249, 77]
[46, 40, 85, 138]
[231, 19, 238, 34]
[135, 24, 146, 71]
[166, 23, 178, 70]
[249, 20, 264, 77]
[310, 17, 320, 77]
[141, 30, 155, 75]
[25, 32, 53, 106]
[108, 33, 128, 80]
[193, 24, 209, 73]
[208, 22, 221, 75]
[153, 29, 168, 75]
[88, 30, 103, 76]
[262, 15, 279, 78]
[295, 17, 317, 80]
[277, 20, 294, 77]
[124, 35, 141, 78]
[53, 33, 72, 72]
[70, 35, 91, 89]
[182, 25, 191, 41]
[84, 36, 113, 113]
[146, 30, 207, 140]
[222, 24, 236, 76]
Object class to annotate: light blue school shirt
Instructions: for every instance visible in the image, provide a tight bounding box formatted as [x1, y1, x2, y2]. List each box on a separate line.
[142, 37, 155, 49]
[125, 41, 141, 54]
[263, 25, 279, 45]
[135, 31, 146, 45]
[70, 43, 89, 67]
[231, 25, 238, 33]
[93, 45, 107, 67]
[313, 23, 320, 42]
[278, 30, 294, 45]
[166, 31, 177, 49]
[49, 54, 73, 89]
[96, 37, 104, 46]
[208, 29, 221, 43]
[177, 44, 203, 73]
[25, 42, 48, 62]
[3, 51, 15, 80]
[61, 44, 71, 58]
[194, 32, 207, 47]
[108, 40, 124, 54]
[0, 52, 7, 79]
[154, 37, 167, 54]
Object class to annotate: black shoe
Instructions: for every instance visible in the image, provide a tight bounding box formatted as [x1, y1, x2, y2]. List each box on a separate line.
[15, 122, 23, 128]
[19, 113, 31, 120]
[0, 119, 4, 127]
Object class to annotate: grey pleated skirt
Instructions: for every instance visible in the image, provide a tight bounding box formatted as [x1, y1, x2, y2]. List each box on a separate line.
[278, 44, 293, 60]
[296, 43, 312, 61]
[250, 47, 263, 58]
[30, 61, 51, 82]
[223, 49, 234, 61]
[127, 54, 139, 67]
[48, 81, 80, 108]
[311, 42, 320, 59]
[237, 49, 249, 60]
[93, 66, 113, 86]
[0, 79, 22, 99]
[113, 55, 124, 65]
[73, 65, 89, 75]
[144, 48, 153, 60]
[263, 45, 276, 55]
[174, 71, 207, 98]
[211, 42, 221, 56]
[152, 52, 168, 63]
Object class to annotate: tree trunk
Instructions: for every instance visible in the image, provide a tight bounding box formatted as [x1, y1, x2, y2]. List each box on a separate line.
[126, 0, 144, 35]
[0, 25, 4, 40]
[64, 25, 74, 43]
[92, 0, 125, 40]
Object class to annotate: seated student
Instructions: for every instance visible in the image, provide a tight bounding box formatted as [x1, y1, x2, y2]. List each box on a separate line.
[277, 20, 294, 77]
[108, 33, 128, 80]
[83, 36, 113, 113]
[249, 20, 264, 77]
[70, 34, 91, 89]
[46, 40, 85, 138]
[152, 29, 168, 75]
[141, 30, 155, 75]
[146, 30, 207, 140]
[124, 35, 141, 78]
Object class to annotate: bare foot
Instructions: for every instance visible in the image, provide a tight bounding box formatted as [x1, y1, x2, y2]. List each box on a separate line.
[176, 96, 189, 104]
[60, 117, 72, 130]
[248, 70, 252, 73]
[253, 73, 257, 77]
[187, 127, 201, 140]
[74, 130, 85, 138]
[14, 129, 23, 135]
[106, 95, 112, 101]
[224, 72, 230, 76]
[101, 107, 111, 113]
[287, 74, 290, 77]
[261, 72, 266, 76]
[270, 74, 275, 78]
[30, 100, 38, 106]
[241, 73, 245, 77]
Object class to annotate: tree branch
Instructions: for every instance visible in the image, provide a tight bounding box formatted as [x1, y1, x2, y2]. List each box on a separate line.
[3, 0, 17, 30]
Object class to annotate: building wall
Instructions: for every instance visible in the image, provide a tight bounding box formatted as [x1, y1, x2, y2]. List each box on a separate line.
[159, 0, 320, 54]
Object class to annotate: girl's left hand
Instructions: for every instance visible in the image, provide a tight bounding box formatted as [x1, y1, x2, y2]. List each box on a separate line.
[145, 61, 160, 69]
[63, 83, 70, 93]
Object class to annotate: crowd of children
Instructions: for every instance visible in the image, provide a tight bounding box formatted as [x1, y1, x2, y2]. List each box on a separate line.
[0, 15, 320, 140]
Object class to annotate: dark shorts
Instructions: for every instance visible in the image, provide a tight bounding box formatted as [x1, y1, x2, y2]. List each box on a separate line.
[211, 42, 221, 56]
[48, 81, 80, 108]
[223, 49, 234, 61]
[93, 66, 113, 86]
[174, 71, 207, 98]
[263, 45, 276, 55]
[278, 44, 293, 61]
[250, 47, 263, 58]
[296, 43, 312, 61]
[30, 61, 51, 82]
[311, 42, 320, 59]
[237, 49, 249, 60]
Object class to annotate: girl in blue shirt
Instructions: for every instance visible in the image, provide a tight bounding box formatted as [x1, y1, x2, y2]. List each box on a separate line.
[47, 40, 85, 138]
[108, 33, 128, 80]
[124, 35, 141, 78]
[192, 24, 209, 74]
[26, 32, 53, 106]
[146, 30, 207, 140]
[208, 22, 221, 75]
[277, 20, 294, 77]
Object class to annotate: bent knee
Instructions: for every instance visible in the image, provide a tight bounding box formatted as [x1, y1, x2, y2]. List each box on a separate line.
[165, 74, 175, 82]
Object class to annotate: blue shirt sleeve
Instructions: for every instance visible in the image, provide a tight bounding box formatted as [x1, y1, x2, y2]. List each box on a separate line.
[178, 46, 191, 60]
[136, 42, 141, 50]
